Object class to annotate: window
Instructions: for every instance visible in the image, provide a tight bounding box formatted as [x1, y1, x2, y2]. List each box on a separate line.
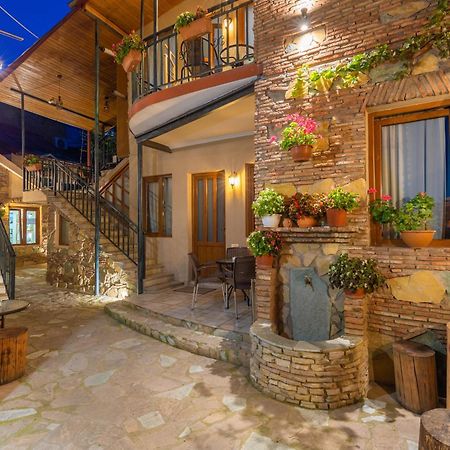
[58, 215, 71, 246]
[9, 207, 40, 245]
[370, 107, 450, 243]
[143, 175, 172, 237]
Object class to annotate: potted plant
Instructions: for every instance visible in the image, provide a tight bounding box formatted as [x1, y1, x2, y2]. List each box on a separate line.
[326, 187, 360, 227]
[252, 188, 285, 228]
[288, 192, 327, 227]
[367, 188, 397, 237]
[328, 253, 385, 299]
[393, 193, 435, 247]
[174, 7, 212, 42]
[309, 68, 336, 93]
[273, 113, 320, 162]
[24, 154, 42, 171]
[113, 32, 146, 73]
[282, 197, 294, 228]
[247, 230, 283, 269]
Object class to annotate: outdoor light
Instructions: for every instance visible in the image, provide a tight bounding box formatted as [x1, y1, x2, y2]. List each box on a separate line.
[300, 8, 310, 32]
[228, 171, 239, 189]
[223, 17, 233, 31]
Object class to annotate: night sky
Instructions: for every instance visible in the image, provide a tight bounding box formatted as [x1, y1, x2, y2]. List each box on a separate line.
[0, 0, 69, 68]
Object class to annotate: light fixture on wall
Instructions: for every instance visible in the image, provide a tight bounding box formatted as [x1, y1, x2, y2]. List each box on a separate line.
[228, 171, 239, 189]
[223, 17, 233, 29]
[299, 8, 310, 32]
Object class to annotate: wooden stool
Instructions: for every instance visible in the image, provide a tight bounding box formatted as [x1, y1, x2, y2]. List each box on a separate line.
[0, 327, 28, 385]
[419, 409, 450, 450]
[393, 340, 438, 414]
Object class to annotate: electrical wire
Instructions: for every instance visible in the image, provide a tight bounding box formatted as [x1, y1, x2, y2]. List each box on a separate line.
[0, 4, 39, 39]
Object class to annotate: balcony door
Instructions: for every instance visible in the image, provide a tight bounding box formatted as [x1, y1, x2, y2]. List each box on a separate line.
[192, 171, 225, 264]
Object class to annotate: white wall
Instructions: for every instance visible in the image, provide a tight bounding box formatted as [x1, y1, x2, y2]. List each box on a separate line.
[143, 136, 254, 282]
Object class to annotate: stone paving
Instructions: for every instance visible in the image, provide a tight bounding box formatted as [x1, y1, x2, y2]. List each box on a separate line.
[0, 265, 421, 449]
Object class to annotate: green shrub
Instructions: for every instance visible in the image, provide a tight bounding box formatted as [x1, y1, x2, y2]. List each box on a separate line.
[247, 230, 283, 257]
[327, 187, 360, 212]
[252, 188, 285, 217]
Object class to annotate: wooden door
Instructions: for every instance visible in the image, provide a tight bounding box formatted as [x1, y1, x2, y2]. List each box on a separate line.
[192, 171, 226, 264]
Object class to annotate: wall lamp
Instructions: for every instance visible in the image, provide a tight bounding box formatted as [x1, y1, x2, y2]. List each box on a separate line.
[300, 8, 310, 32]
[228, 171, 239, 189]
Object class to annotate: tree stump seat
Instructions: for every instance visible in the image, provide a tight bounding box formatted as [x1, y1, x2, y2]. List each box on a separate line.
[419, 409, 450, 450]
[393, 340, 438, 414]
[0, 327, 28, 385]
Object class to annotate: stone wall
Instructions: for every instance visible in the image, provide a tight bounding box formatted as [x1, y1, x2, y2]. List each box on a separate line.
[46, 204, 131, 299]
[250, 320, 368, 409]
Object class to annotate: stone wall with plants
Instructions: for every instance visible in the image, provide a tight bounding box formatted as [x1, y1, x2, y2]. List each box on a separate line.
[253, 0, 450, 383]
[46, 204, 131, 299]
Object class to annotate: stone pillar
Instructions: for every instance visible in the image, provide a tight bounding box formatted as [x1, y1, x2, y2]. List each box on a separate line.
[344, 295, 369, 338]
[255, 267, 278, 332]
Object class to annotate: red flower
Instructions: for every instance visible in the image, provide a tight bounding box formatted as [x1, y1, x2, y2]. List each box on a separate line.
[367, 187, 377, 194]
[381, 194, 392, 201]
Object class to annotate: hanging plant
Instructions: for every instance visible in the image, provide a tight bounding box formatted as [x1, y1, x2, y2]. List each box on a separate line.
[113, 32, 146, 73]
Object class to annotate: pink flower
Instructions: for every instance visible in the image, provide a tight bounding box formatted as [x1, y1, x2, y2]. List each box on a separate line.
[381, 194, 392, 201]
[367, 187, 377, 194]
[419, 192, 426, 197]
[269, 136, 278, 144]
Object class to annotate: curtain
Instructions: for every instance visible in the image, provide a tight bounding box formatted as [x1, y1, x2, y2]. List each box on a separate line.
[381, 117, 447, 239]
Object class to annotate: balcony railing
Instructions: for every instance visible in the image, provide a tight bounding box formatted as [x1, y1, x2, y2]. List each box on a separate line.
[0, 217, 15, 300]
[133, 0, 254, 100]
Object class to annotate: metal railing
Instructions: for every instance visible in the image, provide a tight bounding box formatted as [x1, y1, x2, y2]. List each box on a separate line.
[0, 217, 15, 300]
[133, 0, 254, 100]
[23, 159, 140, 266]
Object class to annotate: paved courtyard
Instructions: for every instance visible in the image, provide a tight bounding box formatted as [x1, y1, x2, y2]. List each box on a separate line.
[0, 266, 421, 449]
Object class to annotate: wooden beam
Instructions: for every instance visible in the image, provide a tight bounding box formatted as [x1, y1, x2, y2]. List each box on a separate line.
[142, 140, 172, 153]
[81, 4, 127, 36]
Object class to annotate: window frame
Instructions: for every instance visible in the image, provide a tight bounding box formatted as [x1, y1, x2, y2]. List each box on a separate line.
[368, 102, 450, 247]
[143, 174, 172, 237]
[9, 206, 40, 246]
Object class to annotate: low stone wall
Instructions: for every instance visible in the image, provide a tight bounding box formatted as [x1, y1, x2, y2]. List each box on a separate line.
[250, 320, 368, 409]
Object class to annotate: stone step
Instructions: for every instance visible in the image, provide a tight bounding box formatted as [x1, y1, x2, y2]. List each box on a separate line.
[143, 272, 174, 287]
[104, 301, 250, 367]
[144, 280, 184, 293]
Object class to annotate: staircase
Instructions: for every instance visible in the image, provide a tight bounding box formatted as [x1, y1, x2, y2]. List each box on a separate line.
[25, 158, 180, 295]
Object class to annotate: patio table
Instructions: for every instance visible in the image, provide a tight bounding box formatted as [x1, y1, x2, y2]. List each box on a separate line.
[0, 300, 30, 328]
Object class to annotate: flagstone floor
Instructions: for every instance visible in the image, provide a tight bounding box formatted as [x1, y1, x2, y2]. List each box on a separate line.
[0, 265, 421, 449]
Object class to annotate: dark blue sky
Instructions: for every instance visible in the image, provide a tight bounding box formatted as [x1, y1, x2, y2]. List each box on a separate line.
[0, 0, 69, 68]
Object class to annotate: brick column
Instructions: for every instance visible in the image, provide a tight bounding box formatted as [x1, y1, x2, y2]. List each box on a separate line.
[255, 267, 278, 331]
[344, 295, 369, 337]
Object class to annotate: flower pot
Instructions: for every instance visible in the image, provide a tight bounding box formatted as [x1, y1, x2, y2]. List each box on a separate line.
[282, 218, 294, 228]
[326, 208, 348, 227]
[261, 214, 281, 228]
[179, 16, 213, 42]
[344, 288, 366, 299]
[290, 145, 313, 162]
[256, 255, 274, 269]
[26, 163, 42, 172]
[122, 49, 142, 73]
[296, 216, 318, 228]
[400, 230, 436, 248]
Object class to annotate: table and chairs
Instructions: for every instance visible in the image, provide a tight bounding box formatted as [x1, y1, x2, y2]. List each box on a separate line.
[188, 247, 255, 320]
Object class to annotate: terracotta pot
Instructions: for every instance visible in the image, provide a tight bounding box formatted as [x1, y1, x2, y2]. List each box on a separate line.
[326, 208, 348, 227]
[26, 163, 42, 172]
[290, 145, 313, 162]
[296, 216, 318, 228]
[400, 230, 436, 248]
[261, 214, 281, 228]
[256, 255, 274, 269]
[122, 49, 142, 73]
[179, 16, 213, 42]
[282, 218, 294, 228]
[344, 288, 366, 299]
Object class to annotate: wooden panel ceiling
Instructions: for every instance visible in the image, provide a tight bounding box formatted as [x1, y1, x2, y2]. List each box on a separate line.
[0, 9, 119, 130]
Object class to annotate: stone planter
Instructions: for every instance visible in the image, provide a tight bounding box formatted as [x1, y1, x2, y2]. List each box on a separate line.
[256, 255, 274, 268]
[290, 145, 313, 162]
[122, 49, 142, 73]
[261, 214, 281, 228]
[326, 208, 348, 227]
[296, 216, 318, 228]
[344, 288, 365, 299]
[400, 230, 435, 248]
[178, 16, 213, 42]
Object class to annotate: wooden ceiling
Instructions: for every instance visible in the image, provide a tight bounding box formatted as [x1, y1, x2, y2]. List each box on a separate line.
[0, 0, 187, 130]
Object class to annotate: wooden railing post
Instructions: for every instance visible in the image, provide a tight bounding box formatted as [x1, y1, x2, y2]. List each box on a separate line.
[447, 322, 450, 409]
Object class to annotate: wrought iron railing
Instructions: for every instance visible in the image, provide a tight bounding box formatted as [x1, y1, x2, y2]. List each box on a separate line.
[0, 217, 15, 299]
[23, 159, 140, 266]
[133, 0, 254, 99]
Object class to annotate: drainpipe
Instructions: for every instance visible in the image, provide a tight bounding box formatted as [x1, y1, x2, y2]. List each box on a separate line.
[94, 19, 101, 296]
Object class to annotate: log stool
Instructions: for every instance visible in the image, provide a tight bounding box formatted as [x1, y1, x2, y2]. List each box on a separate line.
[419, 409, 450, 450]
[393, 340, 438, 414]
[0, 327, 28, 385]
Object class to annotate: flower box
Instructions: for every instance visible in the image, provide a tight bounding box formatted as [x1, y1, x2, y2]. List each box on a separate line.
[179, 16, 213, 42]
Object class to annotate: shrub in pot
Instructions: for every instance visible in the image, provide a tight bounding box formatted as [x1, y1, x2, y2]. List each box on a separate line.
[288, 192, 327, 227]
[174, 7, 212, 42]
[270, 113, 320, 162]
[113, 32, 146, 73]
[328, 253, 385, 298]
[252, 188, 284, 228]
[247, 230, 283, 269]
[326, 187, 360, 227]
[24, 154, 42, 171]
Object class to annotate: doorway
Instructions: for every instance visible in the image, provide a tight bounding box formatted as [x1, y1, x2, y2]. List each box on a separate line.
[192, 171, 226, 263]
